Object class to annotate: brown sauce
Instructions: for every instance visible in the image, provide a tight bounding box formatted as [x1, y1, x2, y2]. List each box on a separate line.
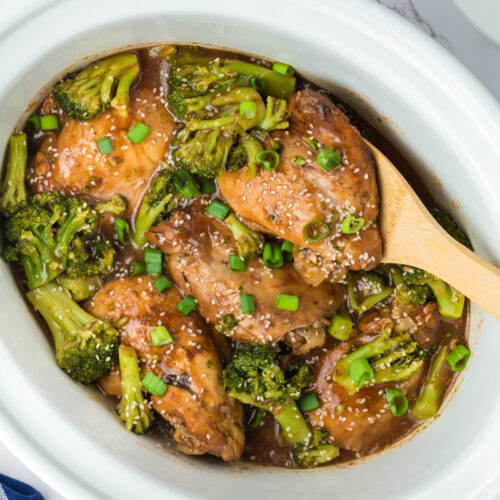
[4, 45, 469, 469]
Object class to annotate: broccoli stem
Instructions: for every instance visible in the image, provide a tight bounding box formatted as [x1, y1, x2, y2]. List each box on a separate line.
[427, 279, 465, 320]
[240, 134, 263, 179]
[411, 346, 449, 420]
[347, 272, 393, 313]
[0, 133, 27, 213]
[297, 444, 340, 466]
[226, 60, 296, 99]
[111, 62, 140, 118]
[273, 399, 312, 446]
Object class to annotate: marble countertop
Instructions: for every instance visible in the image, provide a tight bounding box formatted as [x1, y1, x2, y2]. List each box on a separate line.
[1, 1, 499, 499]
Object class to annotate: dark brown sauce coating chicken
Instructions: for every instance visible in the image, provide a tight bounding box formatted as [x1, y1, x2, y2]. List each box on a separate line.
[86, 276, 244, 461]
[147, 200, 343, 346]
[218, 89, 382, 285]
[28, 87, 175, 216]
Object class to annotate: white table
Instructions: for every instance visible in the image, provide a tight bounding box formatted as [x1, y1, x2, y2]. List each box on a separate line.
[1, 1, 499, 498]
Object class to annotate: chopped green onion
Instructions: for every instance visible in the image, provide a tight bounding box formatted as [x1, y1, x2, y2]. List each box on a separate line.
[130, 261, 146, 275]
[200, 179, 216, 195]
[275, 293, 299, 311]
[240, 293, 255, 314]
[154, 275, 172, 292]
[176, 296, 197, 315]
[316, 147, 342, 171]
[263, 243, 284, 268]
[27, 115, 41, 132]
[173, 169, 198, 199]
[126, 122, 150, 144]
[272, 62, 295, 76]
[385, 388, 408, 417]
[327, 311, 353, 341]
[229, 254, 246, 272]
[114, 217, 130, 245]
[255, 150, 280, 171]
[97, 137, 113, 155]
[297, 393, 320, 412]
[341, 216, 365, 234]
[40, 114, 59, 131]
[145, 248, 162, 263]
[250, 77, 266, 91]
[146, 261, 162, 275]
[206, 200, 231, 220]
[303, 221, 330, 242]
[240, 100, 257, 119]
[141, 372, 167, 397]
[303, 136, 321, 150]
[349, 358, 373, 387]
[447, 345, 470, 372]
[292, 156, 306, 166]
[281, 240, 294, 261]
[151, 326, 173, 346]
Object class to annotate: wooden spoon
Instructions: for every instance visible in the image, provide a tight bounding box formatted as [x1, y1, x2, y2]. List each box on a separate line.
[365, 140, 500, 321]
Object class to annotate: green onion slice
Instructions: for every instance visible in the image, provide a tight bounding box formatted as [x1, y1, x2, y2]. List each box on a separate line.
[27, 115, 41, 133]
[151, 325, 173, 346]
[97, 137, 113, 155]
[40, 114, 59, 131]
[206, 200, 231, 220]
[341, 216, 365, 234]
[240, 100, 257, 119]
[303, 221, 330, 242]
[173, 169, 198, 199]
[447, 345, 471, 372]
[281, 240, 294, 261]
[327, 311, 353, 341]
[229, 254, 246, 272]
[154, 275, 172, 292]
[176, 296, 197, 315]
[145, 248, 162, 263]
[200, 179, 216, 195]
[114, 217, 130, 245]
[275, 293, 299, 311]
[297, 393, 321, 412]
[126, 122, 150, 144]
[255, 150, 280, 171]
[130, 261, 146, 275]
[141, 372, 167, 397]
[240, 293, 255, 314]
[385, 388, 408, 417]
[349, 358, 373, 387]
[316, 147, 342, 171]
[250, 76, 266, 91]
[272, 62, 295, 76]
[263, 243, 284, 269]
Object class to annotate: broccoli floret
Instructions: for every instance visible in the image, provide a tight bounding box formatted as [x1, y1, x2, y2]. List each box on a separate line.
[223, 212, 264, 260]
[259, 96, 289, 131]
[94, 194, 128, 217]
[118, 344, 152, 434]
[222, 343, 338, 465]
[241, 134, 263, 179]
[333, 322, 427, 394]
[66, 233, 115, 278]
[3, 193, 98, 289]
[0, 133, 27, 215]
[133, 169, 179, 247]
[411, 345, 448, 420]
[215, 313, 239, 335]
[401, 266, 465, 320]
[26, 281, 118, 384]
[347, 270, 394, 314]
[57, 274, 102, 301]
[293, 429, 339, 468]
[53, 53, 139, 121]
[432, 210, 472, 250]
[390, 266, 432, 306]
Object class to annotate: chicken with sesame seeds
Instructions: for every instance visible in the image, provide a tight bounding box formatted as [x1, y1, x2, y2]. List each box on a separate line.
[217, 89, 382, 285]
[29, 86, 175, 216]
[87, 276, 245, 461]
[147, 201, 343, 347]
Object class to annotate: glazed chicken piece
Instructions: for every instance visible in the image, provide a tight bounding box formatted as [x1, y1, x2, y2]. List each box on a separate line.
[28, 87, 175, 215]
[87, 276, 244, 461]
[147, 201, 343, 346]
[307, 312, 436, 455]
[218, 89, 382, 285]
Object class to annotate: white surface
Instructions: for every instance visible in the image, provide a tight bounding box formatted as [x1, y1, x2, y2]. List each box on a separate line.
[0, 1, 499, 500]
[455, 0, 500, 46]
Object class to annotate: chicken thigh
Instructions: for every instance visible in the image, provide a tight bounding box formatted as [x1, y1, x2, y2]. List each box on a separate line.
[147, 201, 343, 346]
[218, 89, 382, 285]
[29, 87, 175, 215]
[87, 276, 244, 461]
